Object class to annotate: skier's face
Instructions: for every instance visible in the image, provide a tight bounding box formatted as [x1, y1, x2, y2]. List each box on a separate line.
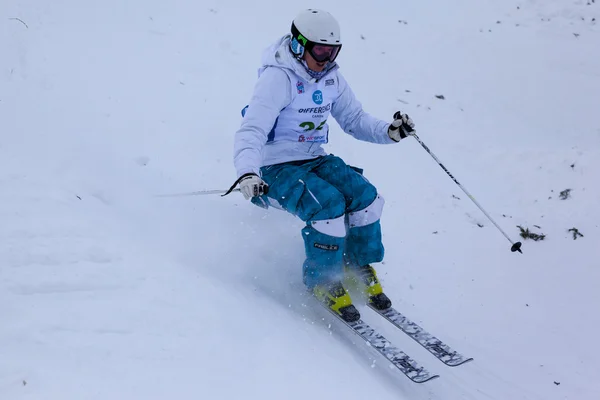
[304, 51, 328, 72]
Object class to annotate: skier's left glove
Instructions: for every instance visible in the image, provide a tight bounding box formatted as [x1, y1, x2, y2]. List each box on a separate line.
[388, 111, 415, 142]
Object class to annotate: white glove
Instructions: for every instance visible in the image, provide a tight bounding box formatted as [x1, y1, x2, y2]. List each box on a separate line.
[388, 111, 415, 142]
[238, 173, 268, 200]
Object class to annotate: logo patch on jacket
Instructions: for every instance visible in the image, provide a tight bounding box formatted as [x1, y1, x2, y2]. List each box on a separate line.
[312, 90, 323, 105]
[299, 134, 326, 143]
[314, 243, 339, 251]
[325, 78, 335, 86]
[296, 81, 305, 94]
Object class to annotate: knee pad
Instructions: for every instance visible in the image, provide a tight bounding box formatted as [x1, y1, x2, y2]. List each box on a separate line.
[348, 193, 385, 228]
[310, 214, 346, 237]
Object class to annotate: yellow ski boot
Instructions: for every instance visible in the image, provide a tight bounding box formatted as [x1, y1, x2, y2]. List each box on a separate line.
[346, 264, 392, 310]
[313, 281, 360, 322]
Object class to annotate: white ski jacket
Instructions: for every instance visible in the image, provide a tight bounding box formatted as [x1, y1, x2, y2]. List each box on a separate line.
[233, 35, 395, 177]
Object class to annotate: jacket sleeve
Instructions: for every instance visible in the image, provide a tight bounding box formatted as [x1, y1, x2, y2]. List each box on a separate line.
[330, 72, 395, 145]
[233, 67, 292, 177]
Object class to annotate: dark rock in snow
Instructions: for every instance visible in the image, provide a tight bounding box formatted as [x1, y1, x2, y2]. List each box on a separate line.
[568, 228, 584, 240]
[559, 189, 572, 200]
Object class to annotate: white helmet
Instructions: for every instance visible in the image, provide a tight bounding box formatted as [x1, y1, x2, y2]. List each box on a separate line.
[290, 9, 342, 63]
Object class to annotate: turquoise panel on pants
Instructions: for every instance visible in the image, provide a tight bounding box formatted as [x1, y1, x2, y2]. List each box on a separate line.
[259, 155, 384, 288]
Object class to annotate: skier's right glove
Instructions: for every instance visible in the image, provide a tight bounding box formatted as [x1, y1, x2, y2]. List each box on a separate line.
[238, 173, 269, 200]
[387, 111, 415, 142]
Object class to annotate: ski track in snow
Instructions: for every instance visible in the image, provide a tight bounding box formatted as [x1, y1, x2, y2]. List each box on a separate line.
[1, 0, 599, 399]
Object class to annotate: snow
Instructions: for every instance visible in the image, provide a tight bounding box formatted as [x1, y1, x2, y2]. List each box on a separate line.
[1, 0, 599, 399]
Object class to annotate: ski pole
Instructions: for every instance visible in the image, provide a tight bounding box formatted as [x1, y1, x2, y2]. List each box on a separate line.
[154, 184, 269, 198]
[408, 131, 522, 253]
[154, 188, 239, 198]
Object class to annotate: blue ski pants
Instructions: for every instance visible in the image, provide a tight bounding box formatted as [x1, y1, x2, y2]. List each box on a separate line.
[257, 155, 385, 288]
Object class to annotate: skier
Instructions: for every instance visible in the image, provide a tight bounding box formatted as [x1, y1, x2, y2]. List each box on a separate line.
[230, 9, 415, 322]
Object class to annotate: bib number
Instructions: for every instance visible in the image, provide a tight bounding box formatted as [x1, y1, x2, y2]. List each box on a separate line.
[299, 119, 327, 132]
[298, 119, 328, 143]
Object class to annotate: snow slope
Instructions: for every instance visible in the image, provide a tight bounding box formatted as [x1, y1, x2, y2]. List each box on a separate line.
[1, 0, 599, 399]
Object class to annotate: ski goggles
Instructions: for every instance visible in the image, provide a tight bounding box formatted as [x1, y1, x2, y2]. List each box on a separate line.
[307, 43, 342, 63]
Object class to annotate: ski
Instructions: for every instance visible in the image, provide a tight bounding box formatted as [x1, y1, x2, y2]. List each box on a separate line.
[321, 304, 439, 383]
[368, 305, 473, 367]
